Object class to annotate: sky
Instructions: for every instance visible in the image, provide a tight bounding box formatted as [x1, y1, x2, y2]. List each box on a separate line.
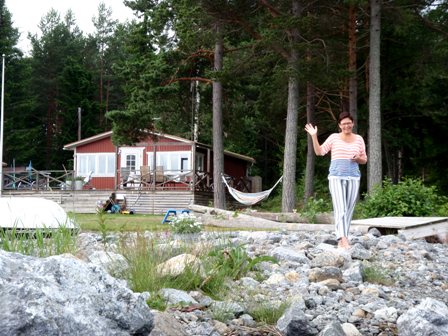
[6, 0, 136, 53]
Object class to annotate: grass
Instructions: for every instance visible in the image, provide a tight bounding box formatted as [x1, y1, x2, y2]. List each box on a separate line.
[362, 262, 395, 286]
[70, 213, 168, 232]
[70, 212, 264, 233]
[248, 301, 290, 325]
[0, 225, 78, 257]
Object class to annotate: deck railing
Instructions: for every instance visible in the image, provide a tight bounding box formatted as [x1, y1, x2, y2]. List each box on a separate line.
[117, 168, 214, 191]
[1, 167, 252, 192]
[2, 168, 75, 191]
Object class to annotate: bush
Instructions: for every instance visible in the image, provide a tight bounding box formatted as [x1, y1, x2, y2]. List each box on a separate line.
[168, 213, 202, 234]
[360, 177, 445, 218]
[301, 197, 331, 223]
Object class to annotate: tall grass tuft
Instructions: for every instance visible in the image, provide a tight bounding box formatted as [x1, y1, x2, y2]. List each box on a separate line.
[119, 233, 276, 308]
[0, 223, 78, 257]
[248, 301, 290, 325]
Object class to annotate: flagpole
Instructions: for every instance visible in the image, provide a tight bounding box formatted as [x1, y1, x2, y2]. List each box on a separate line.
[0, 54, 5, 197]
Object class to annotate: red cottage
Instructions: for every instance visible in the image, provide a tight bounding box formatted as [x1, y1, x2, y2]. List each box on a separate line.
[63, 131, 257, 193]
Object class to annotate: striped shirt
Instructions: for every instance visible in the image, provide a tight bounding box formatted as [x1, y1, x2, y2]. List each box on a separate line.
[320, 133, 367, 178]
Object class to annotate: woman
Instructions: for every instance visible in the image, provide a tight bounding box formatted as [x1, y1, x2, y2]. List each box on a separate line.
[304, 112, 367, 249]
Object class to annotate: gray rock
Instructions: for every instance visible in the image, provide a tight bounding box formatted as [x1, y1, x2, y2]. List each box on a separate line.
[397, 298, 448, 336]
[318, 321, 346, 336]
[271, 246, 310, 264]
[0, 250, 153, 336]
[349, 243, 372, 260]
[87, 250, 129, 276]
[160, 288, 198, 306]
[308, 266, 343, 282]
[150, 311, 188, 336]
[277, 302, 317, 336]
[310, 251, 345, 268]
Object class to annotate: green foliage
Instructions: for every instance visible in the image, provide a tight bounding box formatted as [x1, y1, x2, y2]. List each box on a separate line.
[362, 262, 395, 286]
[5, 0, 448, 200]
[248, 301, 290, 325]
[360, 178, 445, 218]
[121, 233, 276, 305]
[96, 210, 109, 244]
[0, 225, 78, 257]
[255, 191, 282, 212]
[146, 292, 167, 311]
[206, 244, 277, 282]
[301, 197, 330, 223]
[168, 213, 203, 234]
[210, 304, 236, 323]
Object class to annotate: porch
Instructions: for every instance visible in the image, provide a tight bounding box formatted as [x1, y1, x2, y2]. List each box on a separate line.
[2, 167, 254, 193]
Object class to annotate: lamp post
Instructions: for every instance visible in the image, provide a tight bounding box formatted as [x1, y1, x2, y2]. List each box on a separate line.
[0, 54, 5, 197]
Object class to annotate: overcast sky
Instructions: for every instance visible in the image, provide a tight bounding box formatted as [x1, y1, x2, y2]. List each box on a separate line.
[6, 0, 136, 53]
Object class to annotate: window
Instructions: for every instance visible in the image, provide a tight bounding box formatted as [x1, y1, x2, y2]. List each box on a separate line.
[120, 147, 144, 173]
[77, 153, 115, 177]
[126, 155, 136, 171]
[147, 151, 190, 172]
[181, 158, 188, 172]
[196, 153, 205, 172]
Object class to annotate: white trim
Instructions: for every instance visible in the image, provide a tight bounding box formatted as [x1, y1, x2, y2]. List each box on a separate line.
[120, 147, 145, 172]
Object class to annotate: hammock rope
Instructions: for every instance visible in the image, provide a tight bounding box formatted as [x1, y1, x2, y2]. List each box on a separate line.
[221, 175, 283, 206]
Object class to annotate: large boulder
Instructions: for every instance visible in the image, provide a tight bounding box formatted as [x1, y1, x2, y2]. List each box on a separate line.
[0, 250, 153, 335]
[0, 197, 77, 229]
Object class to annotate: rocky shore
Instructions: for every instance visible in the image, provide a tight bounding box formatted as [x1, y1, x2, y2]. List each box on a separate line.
[1, 227, 447, 336]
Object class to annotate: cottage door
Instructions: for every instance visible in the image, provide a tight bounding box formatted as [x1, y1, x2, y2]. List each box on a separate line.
[120, 147, 144, 174]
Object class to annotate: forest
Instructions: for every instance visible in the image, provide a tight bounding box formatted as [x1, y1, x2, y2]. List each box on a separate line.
[1, 0, 447, 210]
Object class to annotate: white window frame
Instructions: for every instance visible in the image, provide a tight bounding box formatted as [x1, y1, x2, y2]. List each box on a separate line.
[120, 147, 144, 173]
[147, 151, 191, 173]
[76, 153, 116, 177]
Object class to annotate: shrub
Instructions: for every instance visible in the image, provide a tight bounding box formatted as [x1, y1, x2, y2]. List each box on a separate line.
[360, 177, 444, 218]
[168, 213, 202, 234]
[205, 244, 277, 281]
[301, 197, 331, 223]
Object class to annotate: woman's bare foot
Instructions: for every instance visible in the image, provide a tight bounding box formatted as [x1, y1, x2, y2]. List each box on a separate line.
[338, 237, 351, 249]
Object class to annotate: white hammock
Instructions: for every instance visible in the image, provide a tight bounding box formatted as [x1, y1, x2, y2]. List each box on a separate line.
[221, 175, 283, 206]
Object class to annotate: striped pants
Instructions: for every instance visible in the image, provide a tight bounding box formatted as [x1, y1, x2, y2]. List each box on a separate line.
[328, 177, 360, 239]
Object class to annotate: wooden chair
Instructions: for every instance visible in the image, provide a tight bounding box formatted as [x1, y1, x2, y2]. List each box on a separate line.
[120, 167, 131, 189]
[140, 166, 151, 188]
[155, 166, 165, 189]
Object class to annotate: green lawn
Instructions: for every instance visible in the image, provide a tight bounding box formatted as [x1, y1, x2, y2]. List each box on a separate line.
[70, 213, 168, 232]
[69, 212, 270, 233]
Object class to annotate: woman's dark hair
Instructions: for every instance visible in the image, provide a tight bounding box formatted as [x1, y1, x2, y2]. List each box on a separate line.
[338, 112, 353, 123]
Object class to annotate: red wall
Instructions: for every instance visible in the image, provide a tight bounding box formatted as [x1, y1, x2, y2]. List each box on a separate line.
[77, 137, 116, 153]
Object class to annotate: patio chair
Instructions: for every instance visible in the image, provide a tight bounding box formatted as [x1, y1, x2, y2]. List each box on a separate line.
[120, 167, 131, 188]
[83, 171, 94, 189]
[140, 165, 151, 188]
[155, 166, 165, 188]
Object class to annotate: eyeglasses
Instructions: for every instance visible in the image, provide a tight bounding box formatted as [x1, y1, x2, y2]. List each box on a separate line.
[340, 122, 353, 126]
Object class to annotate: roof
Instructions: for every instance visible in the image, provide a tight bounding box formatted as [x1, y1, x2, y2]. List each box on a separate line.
[63, 130, 255, 163]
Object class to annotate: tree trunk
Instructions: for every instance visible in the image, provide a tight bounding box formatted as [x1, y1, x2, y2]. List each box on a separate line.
[304, 81, 315, 201]
[348, 3, 358, 132]
[367, 0, 382, 192]
[281, 0, 302, 213]
[212, 22, 226, 209]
